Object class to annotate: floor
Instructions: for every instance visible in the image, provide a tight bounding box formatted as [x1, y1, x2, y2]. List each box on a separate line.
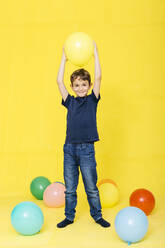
[0, 194, 165, 248]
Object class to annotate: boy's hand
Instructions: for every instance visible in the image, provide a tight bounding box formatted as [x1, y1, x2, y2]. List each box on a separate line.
[93, 41, 98, 56]
[62, 46, 68, 62]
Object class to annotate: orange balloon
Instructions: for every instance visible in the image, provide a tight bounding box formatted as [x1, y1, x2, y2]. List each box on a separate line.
[129, 188, 155, 215]
[43, 182, 66, 208]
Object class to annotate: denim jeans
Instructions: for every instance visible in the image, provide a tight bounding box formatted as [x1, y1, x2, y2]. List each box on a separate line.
[63, 142, 102, 221]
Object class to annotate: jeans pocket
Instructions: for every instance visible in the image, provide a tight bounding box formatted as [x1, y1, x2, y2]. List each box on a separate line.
[81, 143, 95, 155]
[87, 143, 95, 153]
[63, 143, 71, 153]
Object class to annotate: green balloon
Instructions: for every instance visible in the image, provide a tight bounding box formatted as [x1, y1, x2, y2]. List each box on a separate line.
[30, 176, 51, 200]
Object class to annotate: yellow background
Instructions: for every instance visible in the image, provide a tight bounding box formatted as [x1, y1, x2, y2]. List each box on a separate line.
[0, 0, 165, 247]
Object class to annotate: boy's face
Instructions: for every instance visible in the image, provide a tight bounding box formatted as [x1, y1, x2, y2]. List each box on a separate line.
[71, 77, 92, 97]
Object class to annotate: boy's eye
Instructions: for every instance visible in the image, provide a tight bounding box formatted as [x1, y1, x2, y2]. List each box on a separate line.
[83, 84, 87, 86]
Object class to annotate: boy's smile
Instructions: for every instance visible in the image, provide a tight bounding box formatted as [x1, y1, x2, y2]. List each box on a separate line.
[71, 77, 92, 97]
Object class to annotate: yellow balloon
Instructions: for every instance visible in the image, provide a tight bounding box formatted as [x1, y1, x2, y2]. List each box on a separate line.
[99, 183, 119, 208]
[64, 32, 94, 66]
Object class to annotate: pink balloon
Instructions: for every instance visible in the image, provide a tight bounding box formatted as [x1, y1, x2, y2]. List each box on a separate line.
[43, 182, 66, 208]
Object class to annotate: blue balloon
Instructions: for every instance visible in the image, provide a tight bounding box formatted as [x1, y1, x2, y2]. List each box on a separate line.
[115, 207, 148, 245]
[11, 201, 44, 235]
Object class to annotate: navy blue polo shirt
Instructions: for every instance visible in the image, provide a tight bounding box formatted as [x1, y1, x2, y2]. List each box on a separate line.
[62, 90, 101, 144]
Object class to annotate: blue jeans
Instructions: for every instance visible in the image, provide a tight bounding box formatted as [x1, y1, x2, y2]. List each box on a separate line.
[63, 142, 102, 222]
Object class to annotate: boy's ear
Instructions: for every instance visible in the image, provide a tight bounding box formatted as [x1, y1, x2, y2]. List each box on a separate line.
[89, 82, 93, 89]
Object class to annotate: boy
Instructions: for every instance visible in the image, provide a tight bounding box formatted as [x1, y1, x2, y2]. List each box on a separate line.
[56, 41, 110, 228]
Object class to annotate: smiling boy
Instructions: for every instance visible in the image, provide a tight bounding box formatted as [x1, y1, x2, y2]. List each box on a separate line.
[56, 42, 110, 228]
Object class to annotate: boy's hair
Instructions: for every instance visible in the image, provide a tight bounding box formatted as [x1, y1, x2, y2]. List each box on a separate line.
[70, 68, 91, 86]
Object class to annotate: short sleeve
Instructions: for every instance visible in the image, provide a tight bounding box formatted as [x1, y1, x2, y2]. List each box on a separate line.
[91, 89, 101, 103]
[61, 94, 72, 108]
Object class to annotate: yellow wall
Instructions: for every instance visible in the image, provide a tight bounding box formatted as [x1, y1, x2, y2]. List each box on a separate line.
[0, 0, 165, 202]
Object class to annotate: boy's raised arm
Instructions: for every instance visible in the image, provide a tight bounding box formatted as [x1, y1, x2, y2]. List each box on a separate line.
[57, 47, 69, 102]
[93, 41, 102, 99]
